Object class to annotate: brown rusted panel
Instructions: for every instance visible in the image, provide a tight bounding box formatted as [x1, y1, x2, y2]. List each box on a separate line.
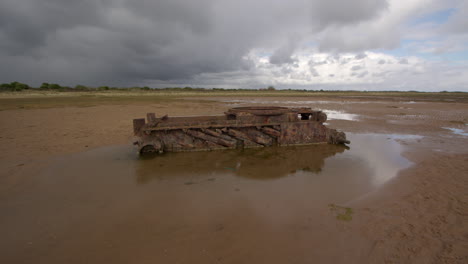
[205, 141, 224, 150]
[146, 113, 156, 123]
[200, 128, 236, 142]
[133, 106, 349, 154]
[133, 118, 145, 135]
[261, 127, 281, 137]
[317, 112, 327, 123]
[185, 129, 236, 148]
[226, 128, 262, 147]
[226, 106, 290, 116]
[279, 122, 327, 145]
[244, 127, 274, 146]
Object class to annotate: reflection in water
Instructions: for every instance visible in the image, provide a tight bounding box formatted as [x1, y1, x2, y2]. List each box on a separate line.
[136, 144, 347, 183]
[0, 133, 416, 264]
[346, 133, 413, 186]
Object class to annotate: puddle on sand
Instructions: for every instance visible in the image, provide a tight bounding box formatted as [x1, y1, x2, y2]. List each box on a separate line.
[323, 110, 359, 121]
[443, 127, 468, 137]
[1, 134, 413, 263]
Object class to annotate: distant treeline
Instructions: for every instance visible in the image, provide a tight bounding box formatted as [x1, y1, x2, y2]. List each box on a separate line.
[1, 82, 122, 91]
[0, 82, 32, 91]
[0, 82, 275, 92]
[0, 81, 465, 93]
[0, 82, 281, 92]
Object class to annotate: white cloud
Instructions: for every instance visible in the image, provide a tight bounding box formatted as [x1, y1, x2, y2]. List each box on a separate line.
[183, 49, 467, 91]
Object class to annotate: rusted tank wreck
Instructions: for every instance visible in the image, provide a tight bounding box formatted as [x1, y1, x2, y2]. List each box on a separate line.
[133, 106, 349, 154]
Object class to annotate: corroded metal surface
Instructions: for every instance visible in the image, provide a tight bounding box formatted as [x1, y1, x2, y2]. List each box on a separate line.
[133, 106, 349, 154]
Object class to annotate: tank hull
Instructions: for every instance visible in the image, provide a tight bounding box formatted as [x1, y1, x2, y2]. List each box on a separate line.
[133, 107, 349, 154]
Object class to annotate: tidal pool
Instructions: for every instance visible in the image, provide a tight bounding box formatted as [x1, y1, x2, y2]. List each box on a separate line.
[443, 127, 468, 137]
[1, 134, 414, 264]
[323, 110, 359, 121]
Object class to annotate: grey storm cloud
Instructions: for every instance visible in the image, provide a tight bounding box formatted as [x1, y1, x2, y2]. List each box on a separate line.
[354, 53, 367, 60]
[309, 67, 320, 77]
[399, 58, 409, 64]
[269, 37, 299, 65]
[308, 59, 327, 67]
[0, 0, 389, 86]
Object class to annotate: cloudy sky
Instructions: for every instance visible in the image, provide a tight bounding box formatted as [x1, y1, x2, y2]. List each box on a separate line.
[1, 0, 467, 91]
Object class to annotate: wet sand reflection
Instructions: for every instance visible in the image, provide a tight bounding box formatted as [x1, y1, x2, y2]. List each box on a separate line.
[136, 144, 347, 183]
[0, 134, 413, 264]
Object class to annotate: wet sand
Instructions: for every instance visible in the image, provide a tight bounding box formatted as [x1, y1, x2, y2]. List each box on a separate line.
[1, 96, 467, 263]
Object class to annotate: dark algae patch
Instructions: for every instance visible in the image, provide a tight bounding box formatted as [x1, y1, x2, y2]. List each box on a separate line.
[329, 203, 354, 221]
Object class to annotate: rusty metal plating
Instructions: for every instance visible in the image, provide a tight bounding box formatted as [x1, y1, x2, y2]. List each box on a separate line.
[133, 106, 349, 154]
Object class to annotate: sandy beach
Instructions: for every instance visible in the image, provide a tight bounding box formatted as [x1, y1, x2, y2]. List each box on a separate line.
[1, 94, 467, 263]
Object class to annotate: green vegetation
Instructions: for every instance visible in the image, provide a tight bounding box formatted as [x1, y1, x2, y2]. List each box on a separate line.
[74, 85, 89, 91]
[40, 83, 49, 89]
[1, 81, 467, 96]
[98, 86, 110, 91]
[328, 203, 354, 222]
[0, 82, 30, 91]
[49, 83, 63, 90]
[0, 81, 467, 111]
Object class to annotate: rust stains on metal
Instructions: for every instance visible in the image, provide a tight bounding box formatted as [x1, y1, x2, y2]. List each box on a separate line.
[133, 106, 350, 154]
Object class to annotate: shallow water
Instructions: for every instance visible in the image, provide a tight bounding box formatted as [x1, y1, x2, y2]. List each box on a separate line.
[323, 110, 359, 121]
[1, 133, 414, 263]
[443, 127, 468, 137]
